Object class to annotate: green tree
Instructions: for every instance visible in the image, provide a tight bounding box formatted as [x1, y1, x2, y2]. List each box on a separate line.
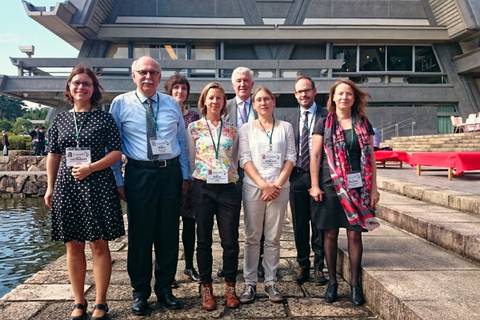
[0, 95, 26, 120]
[23, 107, 50, 120]
[0, 120, 12, 131]
[12, 118, 33, 134]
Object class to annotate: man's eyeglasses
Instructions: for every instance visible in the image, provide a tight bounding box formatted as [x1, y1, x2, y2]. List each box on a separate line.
[295, 88, 313, 94]
[71, 80, 93, 88]
[135, 70, 160, 77]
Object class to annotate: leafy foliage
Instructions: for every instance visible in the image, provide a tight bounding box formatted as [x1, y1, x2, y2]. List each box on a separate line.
[0, 95, 26, 120]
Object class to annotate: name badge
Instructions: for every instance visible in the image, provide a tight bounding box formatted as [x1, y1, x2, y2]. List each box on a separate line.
[65, 147, 91, 167]
[261, 151, 282, 169]
[150, 139, 172, 155]
[346, 172, 363, 189]
[207, 168, 228, 184]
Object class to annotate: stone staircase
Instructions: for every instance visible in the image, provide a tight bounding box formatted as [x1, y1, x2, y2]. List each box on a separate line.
[382, 132, 480, 152]
[342, 175, 480, 320]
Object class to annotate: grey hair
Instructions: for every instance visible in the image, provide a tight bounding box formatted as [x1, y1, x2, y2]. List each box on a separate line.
[231, 66, 254, 83]
[131, 56, 161, 73]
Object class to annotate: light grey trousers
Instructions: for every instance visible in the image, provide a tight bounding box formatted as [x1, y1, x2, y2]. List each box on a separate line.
[242, 182, 289, 286]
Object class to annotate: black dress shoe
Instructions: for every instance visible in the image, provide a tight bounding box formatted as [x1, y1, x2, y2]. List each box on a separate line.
[171, 279, 179, 288]
[184, 267, 200, 282]
[217, 268, 225, 277]
[313, 270, 328, 285]
[131, 297, 148, 316]
[351, 285, 365, 306]
[295, 266, 310, 284]
[325, 282, 338, 303]
[157, 287, 184, 310]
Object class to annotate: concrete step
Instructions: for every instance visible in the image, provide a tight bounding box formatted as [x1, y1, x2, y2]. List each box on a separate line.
[377, 176, 480, 216]
[377, 190, 480, 263]
[337, 220, 480, 320]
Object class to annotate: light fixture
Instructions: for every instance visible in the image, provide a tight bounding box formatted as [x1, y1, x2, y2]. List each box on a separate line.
[19, 45, 35, 58]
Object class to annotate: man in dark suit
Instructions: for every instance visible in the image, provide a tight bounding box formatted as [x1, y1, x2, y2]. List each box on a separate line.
[283, 75, 328, 285]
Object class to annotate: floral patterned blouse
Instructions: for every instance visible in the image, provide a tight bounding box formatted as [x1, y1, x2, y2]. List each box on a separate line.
[187, 118, 239, 183]
[183, 107, 200, 128]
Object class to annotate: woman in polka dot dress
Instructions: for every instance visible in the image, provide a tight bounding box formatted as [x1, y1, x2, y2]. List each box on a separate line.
[44, 65, 125, 320]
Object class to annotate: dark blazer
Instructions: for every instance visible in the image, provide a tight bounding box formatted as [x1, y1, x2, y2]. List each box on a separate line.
[224, 98, 257, 128]
[282, 103, 328, 159]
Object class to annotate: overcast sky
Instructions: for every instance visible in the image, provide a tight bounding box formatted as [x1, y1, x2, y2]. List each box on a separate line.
[0, 0, 78, 76]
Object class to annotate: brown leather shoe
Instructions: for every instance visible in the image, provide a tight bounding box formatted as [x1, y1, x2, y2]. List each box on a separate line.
[224, 281, 240, 309]
[200, 282, 217, 311]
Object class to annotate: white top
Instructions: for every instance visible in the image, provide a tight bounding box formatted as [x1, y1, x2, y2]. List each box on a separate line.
[239, 120, 297, 188]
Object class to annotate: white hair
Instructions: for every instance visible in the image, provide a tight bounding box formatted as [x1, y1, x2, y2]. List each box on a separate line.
[131, 56, 161, 73]
[231, 66, 254, 83]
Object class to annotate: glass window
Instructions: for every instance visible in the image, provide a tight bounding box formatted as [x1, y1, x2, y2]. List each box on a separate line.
[290, 44, 326, 59]
[134, 44, 186, 60]
[359, 46, 385, 71]
[191, 45, 216, 60]
[333, 46, 357, 72]
[415, 46, 441, 72]
[107, 45, 128, 58]
[387, 46, 412, 71]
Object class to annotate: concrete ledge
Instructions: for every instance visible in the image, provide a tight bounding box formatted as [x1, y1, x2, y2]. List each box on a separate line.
[378, 176, 480, 216]
[337, 222, 480, 320]
[378, 191, 480, 263]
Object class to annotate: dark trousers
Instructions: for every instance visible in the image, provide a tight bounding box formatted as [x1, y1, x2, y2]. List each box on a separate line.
[182, 216, 195, 269]
[193, 180, 241, 283]
[289, 169, 325, 270]
[125, 159, 182, 299]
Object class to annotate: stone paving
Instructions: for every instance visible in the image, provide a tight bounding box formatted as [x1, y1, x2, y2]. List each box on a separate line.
[0, 212, 378, 319]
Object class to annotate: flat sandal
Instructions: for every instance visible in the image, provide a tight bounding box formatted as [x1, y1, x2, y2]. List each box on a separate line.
[91, 303, 109, 320]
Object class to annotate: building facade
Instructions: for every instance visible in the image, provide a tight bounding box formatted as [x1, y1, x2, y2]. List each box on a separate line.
[1, 0, 479, 138]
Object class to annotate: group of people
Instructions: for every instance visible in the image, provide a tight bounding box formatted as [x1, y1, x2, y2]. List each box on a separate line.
[29, 125, 47, 155]
[44, 55, 380, 320]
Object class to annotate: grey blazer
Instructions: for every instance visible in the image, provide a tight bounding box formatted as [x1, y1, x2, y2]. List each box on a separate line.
[224, 98, 257, 128]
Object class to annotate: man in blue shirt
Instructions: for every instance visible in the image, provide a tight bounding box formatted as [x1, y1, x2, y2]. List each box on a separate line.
[110, 56, 189, 315]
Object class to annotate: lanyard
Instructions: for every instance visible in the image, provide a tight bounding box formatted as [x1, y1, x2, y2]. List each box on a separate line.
[344, 119, 356, 170]
[206, 118, 223, 160]
[135, 92, 160, 132]
[72, 111, 89, 147]
[238, 100, 252, 124]
[257, 118, 275, 150]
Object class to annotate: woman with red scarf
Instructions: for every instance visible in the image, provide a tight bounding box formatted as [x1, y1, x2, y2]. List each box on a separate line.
[309, 79, 380, 306]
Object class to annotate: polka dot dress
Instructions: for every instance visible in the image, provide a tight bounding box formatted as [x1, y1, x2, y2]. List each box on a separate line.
[48, 110, 125, 242]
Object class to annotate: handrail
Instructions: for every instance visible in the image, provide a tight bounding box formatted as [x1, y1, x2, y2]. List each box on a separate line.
[380, 118, 416, 141]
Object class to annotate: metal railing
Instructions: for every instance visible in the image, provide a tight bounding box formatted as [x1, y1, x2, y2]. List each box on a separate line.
[380, 117, 416, 141]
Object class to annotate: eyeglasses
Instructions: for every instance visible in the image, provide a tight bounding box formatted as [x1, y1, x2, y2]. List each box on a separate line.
[295, 88, 313, 94]
[135, 70, 160, 77]
[71, 80, 93, 88]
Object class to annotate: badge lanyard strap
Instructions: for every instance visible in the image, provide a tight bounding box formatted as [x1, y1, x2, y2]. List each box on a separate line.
[257, 117, 275, 151]
[206, 118, 223, 160]
[303, 105, 316, 133]
[135, 92, 160, 132]
[72, 111, 89, 147]
[238, 100, 252, 125]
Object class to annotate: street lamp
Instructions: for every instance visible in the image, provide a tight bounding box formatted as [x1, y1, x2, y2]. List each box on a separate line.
[18, 45, 35, 76]
[19, 45, 35, 58]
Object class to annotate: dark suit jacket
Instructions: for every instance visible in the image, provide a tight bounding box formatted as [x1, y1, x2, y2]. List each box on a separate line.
[224, 98, 257, 128]
[282, 103, 328, 160]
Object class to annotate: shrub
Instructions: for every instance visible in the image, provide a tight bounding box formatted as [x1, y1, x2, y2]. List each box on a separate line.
[4, 134, 32, 150]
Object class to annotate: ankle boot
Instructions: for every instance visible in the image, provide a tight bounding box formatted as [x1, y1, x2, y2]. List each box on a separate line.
[324, 282, 338, 303]
[224, 281, 240, 308]
[351, 284, 365, 306]
[200, 282, 217, 311]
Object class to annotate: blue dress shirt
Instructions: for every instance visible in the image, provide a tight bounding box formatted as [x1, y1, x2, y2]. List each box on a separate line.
[110, 89, 190, 186]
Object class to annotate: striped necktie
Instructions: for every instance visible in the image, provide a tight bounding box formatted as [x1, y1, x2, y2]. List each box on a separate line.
[298, 111, 310, 170]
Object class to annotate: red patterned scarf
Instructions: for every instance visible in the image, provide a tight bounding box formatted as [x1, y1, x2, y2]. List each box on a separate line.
[323, 112, 379, 231]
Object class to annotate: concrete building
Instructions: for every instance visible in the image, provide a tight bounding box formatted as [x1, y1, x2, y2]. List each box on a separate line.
[0, 0, 479, 138]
